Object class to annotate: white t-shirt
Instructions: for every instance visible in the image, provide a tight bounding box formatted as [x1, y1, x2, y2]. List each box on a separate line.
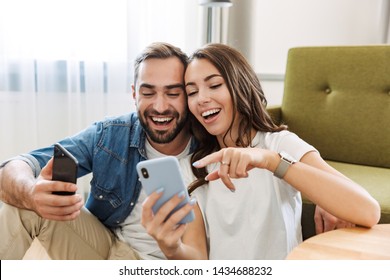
[179, 130, 316, 260]
[115, 138, 192, 260]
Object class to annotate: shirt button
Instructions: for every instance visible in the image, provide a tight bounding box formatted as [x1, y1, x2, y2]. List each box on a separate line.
[130, 202, 134, 206]
[99, 195, 103, 199]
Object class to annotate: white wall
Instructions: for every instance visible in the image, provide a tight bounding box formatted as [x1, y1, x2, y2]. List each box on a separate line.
[227, 0, 387, 105]
[229, 0, 385, 73]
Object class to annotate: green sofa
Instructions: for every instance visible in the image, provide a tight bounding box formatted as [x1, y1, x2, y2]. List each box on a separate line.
[267, 45, 390, 240]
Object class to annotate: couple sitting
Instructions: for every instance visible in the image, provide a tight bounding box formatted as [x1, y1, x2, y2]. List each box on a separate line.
[0, 42, 380, 260]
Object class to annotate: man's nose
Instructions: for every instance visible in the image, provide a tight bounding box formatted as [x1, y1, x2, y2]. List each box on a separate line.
[153, 95, 169, 112]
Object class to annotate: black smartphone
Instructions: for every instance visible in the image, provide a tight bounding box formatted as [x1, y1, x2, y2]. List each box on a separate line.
[52, 143, 78, 195]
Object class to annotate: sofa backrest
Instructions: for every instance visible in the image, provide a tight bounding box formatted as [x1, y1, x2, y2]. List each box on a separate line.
[282, 46, 390, 168]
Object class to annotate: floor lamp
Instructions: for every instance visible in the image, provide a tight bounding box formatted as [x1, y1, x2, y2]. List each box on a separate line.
[382, 0, 390, 43]
[198, 0, 233, 44]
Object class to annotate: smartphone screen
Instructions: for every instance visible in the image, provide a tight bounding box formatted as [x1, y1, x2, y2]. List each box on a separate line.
[52, 143, 78, 195]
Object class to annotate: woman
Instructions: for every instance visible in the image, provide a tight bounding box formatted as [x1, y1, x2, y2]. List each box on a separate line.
[141, 43, 380, 260]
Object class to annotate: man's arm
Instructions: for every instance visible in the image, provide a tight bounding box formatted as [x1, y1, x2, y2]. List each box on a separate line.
[0, 159, 83, 221]
[314, 205, 355, 234]
[0, 160, 36, 209]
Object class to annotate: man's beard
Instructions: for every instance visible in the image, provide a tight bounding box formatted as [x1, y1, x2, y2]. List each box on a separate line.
[139, 109, 188, 144]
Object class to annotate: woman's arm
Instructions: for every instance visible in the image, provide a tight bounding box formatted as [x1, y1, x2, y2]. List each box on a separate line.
[194, 148, 380, 228]
[283, 151, 380, 228]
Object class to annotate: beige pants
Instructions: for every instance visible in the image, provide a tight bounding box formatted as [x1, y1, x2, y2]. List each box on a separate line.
[0, 203, 140, 260]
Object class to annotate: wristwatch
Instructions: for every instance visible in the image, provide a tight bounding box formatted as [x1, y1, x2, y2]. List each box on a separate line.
[273, 151, 297, 179]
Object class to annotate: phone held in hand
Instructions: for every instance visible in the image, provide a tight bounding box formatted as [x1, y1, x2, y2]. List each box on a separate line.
[136, 156, 195, 224]
[52, 143, 78, 195]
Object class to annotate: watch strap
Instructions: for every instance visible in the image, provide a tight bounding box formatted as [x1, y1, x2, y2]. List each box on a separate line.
[273, 157, 290, 179]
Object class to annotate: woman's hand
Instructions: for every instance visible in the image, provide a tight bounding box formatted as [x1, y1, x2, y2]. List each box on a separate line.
[193, 147, 275, 192]
[141, 189, 197, 259]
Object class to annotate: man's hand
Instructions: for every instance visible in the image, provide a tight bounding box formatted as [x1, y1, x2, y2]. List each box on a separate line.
[314, 205, 355, 234]
[31, 158, 84, 221]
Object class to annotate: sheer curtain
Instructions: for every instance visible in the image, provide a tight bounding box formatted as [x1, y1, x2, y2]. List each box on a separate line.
[0, 0, 200, 195]
[0, 0, 200, 162]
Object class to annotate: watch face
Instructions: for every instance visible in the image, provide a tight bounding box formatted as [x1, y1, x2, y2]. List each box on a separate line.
[280, 151, 297, 163]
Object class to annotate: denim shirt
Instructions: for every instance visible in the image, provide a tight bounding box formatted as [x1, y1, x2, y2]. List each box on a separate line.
[1, 112, 196, 229]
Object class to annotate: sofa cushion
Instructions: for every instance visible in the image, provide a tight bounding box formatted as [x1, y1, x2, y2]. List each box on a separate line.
[282, 46, 390, 168]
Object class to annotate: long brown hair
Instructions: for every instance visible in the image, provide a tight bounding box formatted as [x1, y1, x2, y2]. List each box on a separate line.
[187, 43, 287, 194]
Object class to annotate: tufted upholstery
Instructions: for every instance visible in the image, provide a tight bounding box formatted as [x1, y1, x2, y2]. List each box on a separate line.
[267, 45, 390, 239]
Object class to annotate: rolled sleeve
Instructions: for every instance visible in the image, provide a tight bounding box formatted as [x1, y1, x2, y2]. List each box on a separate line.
[0, 153, 42, 178]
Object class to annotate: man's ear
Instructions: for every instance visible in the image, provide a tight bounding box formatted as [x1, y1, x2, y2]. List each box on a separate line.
[131, 84, 138, 108]
[131, 84, 136, 100]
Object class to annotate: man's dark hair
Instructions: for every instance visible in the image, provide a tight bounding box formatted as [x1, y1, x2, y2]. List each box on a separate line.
[133, 42, 188, 87]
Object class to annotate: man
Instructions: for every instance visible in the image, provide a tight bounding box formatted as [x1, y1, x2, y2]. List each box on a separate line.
[0, 42, 348, 260]
[0, 42, 194, 259]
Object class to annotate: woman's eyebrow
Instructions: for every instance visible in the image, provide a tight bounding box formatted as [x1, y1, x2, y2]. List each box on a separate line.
[185, 74, 222, 87]
[204, 74, 222, 82]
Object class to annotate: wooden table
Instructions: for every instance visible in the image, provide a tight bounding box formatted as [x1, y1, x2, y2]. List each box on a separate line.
[286, 224, 390, 259]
